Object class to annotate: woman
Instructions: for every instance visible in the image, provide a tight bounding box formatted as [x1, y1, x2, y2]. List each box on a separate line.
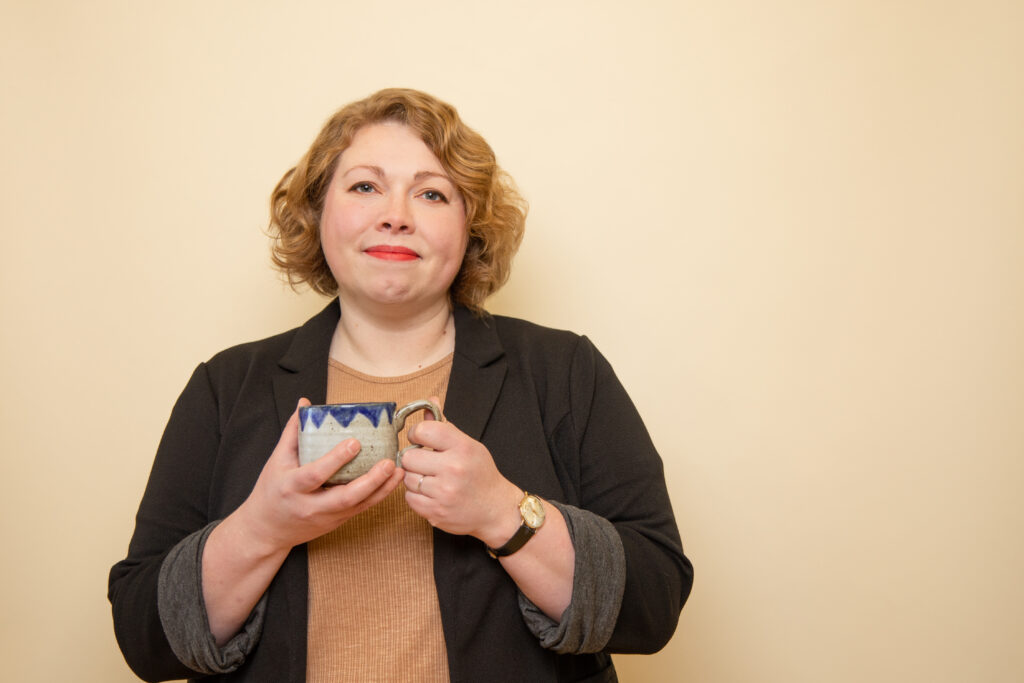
[109, 88, 692, 682]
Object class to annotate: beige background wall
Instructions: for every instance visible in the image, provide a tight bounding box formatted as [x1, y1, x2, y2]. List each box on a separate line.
[2, 1, 1021, 681]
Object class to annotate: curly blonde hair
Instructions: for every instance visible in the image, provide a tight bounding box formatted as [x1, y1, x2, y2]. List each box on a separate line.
[268, 88, 526, 314]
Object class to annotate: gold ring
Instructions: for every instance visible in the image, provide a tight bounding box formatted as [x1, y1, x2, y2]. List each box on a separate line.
[416, 475, 424, 493]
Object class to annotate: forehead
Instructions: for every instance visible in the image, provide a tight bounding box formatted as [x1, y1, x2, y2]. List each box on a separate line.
[337, 122, 447, 175]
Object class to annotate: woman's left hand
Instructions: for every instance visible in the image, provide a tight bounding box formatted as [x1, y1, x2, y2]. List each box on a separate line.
[400, 405, 522, 547]
[402, 400, 576, 620]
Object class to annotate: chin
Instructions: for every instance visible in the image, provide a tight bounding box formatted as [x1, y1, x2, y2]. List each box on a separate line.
[374, 283, 416, 303]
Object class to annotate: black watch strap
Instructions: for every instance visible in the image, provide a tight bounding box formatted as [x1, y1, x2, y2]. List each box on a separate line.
[486, 524, 537, 559]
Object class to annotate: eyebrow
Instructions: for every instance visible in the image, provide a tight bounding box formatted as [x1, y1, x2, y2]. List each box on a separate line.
[343, 164, 385, 179]
[342, 165, 452, 184]
[413, 170, 451, 183]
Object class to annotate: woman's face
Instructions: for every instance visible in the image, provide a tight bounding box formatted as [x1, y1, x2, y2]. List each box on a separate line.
[320, 121, 468, 316]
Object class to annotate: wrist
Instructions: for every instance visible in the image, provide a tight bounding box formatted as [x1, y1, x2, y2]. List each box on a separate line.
[478, 483, 526, 549]
[228, 500, 292, 561]
[485, 489, 547, 559]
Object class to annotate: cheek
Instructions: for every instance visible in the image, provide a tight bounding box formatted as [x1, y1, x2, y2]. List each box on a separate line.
[442, 211, 469, 257]
[444, 227, 469, 267]
[321, 200, 366, 241]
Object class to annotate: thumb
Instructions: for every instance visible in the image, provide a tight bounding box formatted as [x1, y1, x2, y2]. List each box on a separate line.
[423, 396, 443, 422]
[273, 397, 312, 462]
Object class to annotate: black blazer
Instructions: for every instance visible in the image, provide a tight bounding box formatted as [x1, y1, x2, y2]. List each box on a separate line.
[110, 301, 692, 682]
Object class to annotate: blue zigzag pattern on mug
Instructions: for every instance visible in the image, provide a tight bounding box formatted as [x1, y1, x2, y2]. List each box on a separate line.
[301, 403, 395, 430]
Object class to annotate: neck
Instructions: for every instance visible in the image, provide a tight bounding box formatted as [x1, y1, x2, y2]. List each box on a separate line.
[329, 296, 456, 377]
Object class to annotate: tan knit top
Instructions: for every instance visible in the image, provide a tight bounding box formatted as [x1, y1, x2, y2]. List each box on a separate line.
[305, 355, 453, 682]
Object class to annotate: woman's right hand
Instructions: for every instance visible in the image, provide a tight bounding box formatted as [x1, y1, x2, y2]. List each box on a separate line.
[236, 397, 406, 555]
[202, 398, 403, 645]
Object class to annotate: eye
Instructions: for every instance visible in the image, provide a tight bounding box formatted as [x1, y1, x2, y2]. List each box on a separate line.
[421, 189, 448, 203]
[349, 182, 376, 194]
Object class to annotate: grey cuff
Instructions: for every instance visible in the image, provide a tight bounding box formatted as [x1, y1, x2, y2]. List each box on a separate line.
[157, 521, 268, 675]
[518, 501, 626, 654]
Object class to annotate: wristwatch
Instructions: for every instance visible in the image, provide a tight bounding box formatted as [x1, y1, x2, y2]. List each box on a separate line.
[487, 492, 546, 558]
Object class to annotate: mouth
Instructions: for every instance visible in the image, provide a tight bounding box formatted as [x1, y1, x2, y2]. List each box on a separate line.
[364, 245, 420, 262]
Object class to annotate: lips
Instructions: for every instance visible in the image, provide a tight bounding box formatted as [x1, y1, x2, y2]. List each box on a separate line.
[364, 245, 420, 261]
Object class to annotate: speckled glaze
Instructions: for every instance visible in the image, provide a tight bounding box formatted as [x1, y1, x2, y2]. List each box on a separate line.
[298, 400, 440, 485]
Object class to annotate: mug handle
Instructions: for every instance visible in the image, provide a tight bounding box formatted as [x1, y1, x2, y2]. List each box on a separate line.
[394, 399, 442, 465]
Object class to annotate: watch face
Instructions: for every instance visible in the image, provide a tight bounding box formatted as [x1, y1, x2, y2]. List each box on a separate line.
[520, 495, 545, 528]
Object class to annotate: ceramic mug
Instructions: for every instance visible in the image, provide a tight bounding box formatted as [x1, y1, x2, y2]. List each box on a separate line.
[298, 400, 441, 485]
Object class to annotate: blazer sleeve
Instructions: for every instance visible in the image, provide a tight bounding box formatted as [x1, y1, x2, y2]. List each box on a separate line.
[564, 336, 693, 653]
[108, 362, 223, 682]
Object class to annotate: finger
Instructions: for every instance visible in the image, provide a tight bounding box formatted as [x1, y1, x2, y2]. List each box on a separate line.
[356, 466, 406, 509]
[407, 419, 463, 453]
[320, 457, 399, 506]
[292, 438, 361, 491]
[404, 488, 438, 523]
[327, 461, 403, 514]
[403, 471, 428, 496]
[397, 446, 445, 477]
[422, 396, 443, 422]
[406, 396, 442, 446]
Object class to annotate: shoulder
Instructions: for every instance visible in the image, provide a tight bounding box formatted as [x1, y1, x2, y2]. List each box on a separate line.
[201, 325, 299, 378]
[468, 309, 589, 356]
[199, 300, 338, 385]
[489, 313, 584, 352]
[459, 310, 605, 388]
[463, 310, 594, 368]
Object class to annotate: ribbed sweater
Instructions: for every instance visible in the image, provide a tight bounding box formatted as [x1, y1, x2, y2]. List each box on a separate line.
[305, 355, 453, 682]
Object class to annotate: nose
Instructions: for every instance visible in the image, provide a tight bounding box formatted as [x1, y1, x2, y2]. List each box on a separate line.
[379, 194, 413, 233]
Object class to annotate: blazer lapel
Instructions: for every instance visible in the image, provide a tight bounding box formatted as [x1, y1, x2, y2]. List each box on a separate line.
[444, 306, 507, 440]
[271, 299, 340, 429]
